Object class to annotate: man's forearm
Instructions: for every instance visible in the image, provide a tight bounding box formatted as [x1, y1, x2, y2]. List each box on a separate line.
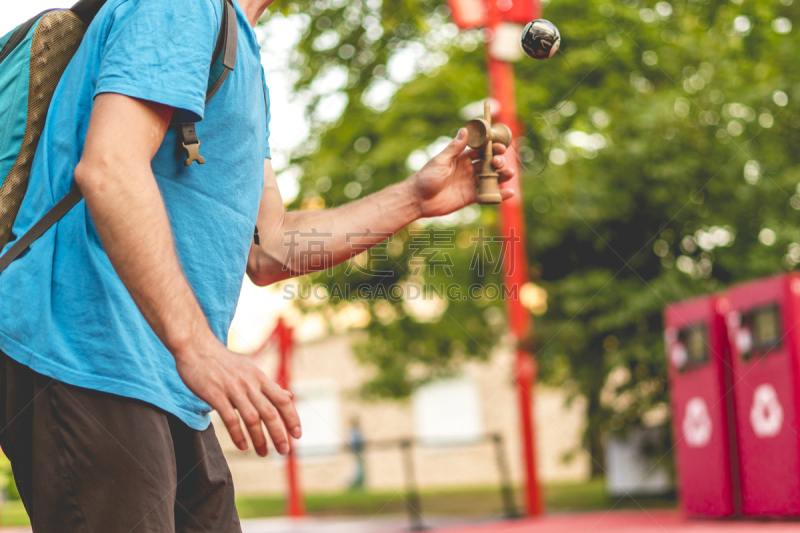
[252, 180, 420, 285]
[76, 162, 216, 358]
[248, 129, 514, 286]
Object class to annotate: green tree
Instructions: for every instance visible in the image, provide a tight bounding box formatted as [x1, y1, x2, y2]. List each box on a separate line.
[266, 0, 800, 472]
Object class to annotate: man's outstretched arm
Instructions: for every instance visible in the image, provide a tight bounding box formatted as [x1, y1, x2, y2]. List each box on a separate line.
[75, 93, 301, 456]
[247, 129, 515, 286]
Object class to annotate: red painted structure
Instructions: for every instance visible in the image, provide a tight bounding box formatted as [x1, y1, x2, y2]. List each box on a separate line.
[449, 0, 538, 28]
[488, 0, 543, 518]
[448, 0, 543, 517]
[725, 274, 800, 516]
[663, 296, 739, 517]
[269, 318, 306, 518]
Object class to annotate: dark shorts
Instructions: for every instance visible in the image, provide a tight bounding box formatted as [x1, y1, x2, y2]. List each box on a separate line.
[0, 351, 241, 533]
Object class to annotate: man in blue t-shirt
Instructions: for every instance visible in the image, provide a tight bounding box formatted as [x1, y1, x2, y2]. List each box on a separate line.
[0, 0, 514, 530]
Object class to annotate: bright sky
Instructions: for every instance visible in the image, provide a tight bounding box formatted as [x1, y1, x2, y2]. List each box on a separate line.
[2, 1, 71, 35]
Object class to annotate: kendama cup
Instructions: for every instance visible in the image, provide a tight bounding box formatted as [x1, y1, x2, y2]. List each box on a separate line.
[466, 101, 512, 205]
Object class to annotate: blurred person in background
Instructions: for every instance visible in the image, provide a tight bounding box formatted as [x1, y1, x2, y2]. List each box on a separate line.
[348, 417, 366, 490]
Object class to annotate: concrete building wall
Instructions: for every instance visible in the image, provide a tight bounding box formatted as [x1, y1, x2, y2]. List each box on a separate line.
[216, 334, 590, 495]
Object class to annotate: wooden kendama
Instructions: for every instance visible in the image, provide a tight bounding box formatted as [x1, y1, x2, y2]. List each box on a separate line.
[466, 101, 513, 205]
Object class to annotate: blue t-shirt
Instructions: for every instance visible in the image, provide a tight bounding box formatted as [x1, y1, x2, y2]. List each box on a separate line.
[0, 0, 270, 430]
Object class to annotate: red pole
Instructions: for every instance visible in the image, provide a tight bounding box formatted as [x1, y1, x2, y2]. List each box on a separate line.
[485, 0, 543, 517]
[273, 318, 306, 518]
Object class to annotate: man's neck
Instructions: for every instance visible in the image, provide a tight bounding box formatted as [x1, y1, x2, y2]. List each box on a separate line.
[237, 0, 275, 27]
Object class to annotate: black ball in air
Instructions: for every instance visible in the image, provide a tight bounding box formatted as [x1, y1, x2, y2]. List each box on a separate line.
[520, 19, 561, 60]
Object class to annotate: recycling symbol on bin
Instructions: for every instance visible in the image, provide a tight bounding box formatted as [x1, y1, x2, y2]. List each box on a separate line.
[750, 383, 783, 439]
[683, 397, 712, 448]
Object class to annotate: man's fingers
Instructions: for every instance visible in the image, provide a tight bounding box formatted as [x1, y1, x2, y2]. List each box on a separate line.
[250, 389, 290, 455]
[466, 143, 508, 160]
[231, 390, 268, 456]
[436, 128, 469, 161]
[218, 400, 248, 451]
[500, 188, 515, 201]
[498, 167, 515, 183]
[471, 156, 514, 177]
[261, 396, 289, 455]
[262, 380, 302, 439]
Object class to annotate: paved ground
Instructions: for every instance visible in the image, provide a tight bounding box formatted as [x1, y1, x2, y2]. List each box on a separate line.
[438, 511, 800, 532]
[6, 511, 800, 532]
[0, 515, 470, 533]
[239, 512, 800, 533]
[241, 516, 469, 533]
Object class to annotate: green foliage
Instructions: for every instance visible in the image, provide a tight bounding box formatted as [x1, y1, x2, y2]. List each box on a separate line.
[519, 0, 800, 470]
[0, 453, 20, 501]
[267, 0, 800, 468]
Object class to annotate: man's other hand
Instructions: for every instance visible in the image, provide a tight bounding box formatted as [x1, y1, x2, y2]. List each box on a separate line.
[408, 128, 516, 218]
[175, 338, 302, 457]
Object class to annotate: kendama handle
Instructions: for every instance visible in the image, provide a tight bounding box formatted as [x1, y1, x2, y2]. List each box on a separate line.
[476, 101, 502, 205]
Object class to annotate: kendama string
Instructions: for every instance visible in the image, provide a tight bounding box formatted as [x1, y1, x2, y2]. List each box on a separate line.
[519, 49, 577, 177]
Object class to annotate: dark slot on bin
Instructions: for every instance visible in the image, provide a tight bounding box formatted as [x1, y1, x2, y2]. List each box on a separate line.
[674, 324, 709, 371]
[737, 304, 782, 361]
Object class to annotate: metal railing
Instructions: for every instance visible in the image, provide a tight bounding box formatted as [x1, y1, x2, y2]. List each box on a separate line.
[386, 433, 519, 530]
[290, 432, 520, 531]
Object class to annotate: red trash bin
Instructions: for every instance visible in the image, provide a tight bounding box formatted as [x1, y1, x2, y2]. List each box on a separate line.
[665, 295, 739, 517]
[725, 273, 800, 516]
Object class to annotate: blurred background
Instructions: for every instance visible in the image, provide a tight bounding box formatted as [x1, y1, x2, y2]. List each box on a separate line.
[2, 0, 799, 529]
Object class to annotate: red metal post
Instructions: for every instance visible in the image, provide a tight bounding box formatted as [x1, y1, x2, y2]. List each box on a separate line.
[273, 318, 306, 518]
[485, 0, 543, 517]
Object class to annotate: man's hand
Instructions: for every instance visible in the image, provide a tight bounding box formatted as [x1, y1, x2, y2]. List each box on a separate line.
[175, 336, 301, 457]
[408, 128, 516, 218]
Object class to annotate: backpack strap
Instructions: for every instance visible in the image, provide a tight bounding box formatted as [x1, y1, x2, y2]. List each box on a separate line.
[179, 0, 237, 166]
[69, 0, 107, 25]
[208, 0, 238, 101]
[0, 187, 82, 273]
[0, 0, 239, 273]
